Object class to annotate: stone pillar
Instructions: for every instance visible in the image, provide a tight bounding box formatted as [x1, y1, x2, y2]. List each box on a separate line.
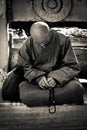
[0, 0, 8, 102]
[0, 0, 9, 71]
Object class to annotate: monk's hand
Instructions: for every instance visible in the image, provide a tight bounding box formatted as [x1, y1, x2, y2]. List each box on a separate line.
[47, 78, 56, 88]
[37, 76, 49, 89]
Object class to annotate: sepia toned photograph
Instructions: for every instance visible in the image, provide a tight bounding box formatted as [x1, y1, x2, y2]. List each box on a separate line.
[0, 0, 87, 129]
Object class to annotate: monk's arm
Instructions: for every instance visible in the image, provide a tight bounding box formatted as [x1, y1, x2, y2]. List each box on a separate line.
[47, 37, 80, 86]
[18, 40, 46, 82]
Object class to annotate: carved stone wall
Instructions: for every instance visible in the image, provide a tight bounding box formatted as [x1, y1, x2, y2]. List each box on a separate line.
[33, 0, 72, 22]
[12, 0, 87, 22]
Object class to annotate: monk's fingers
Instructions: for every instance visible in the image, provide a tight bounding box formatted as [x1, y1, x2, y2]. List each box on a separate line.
[47, 78, 54, 83]
[48, 81, 56, 88]
[43, 78, 49, 87]
[48, 79, 54, 85]
[39, 81, 45, 86]
[49, 82, 55, 87]
[39, 83, 45, 89]
[38, 80, 45, 88]
[47, 79, 52, 85]
[47, 78, 52, 82]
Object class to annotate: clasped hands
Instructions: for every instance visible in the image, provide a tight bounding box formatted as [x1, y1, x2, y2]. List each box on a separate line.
[37, 76, 56, 89]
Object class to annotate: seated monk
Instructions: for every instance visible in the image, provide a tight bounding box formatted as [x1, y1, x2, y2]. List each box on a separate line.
[18, 21, 84, 106]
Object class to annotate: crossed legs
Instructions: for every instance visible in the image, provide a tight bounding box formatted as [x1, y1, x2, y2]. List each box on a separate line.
[19, 79, 85, 106]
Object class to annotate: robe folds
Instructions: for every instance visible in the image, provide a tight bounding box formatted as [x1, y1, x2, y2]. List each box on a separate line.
[18, 30, 80, 87]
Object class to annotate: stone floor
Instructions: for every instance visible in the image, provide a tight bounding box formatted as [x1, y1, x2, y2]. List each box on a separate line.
[0, 105, 87, 130]
[0, 83, 87, 130]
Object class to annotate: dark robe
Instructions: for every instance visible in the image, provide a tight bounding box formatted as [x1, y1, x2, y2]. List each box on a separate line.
[18, 30, 80, 87]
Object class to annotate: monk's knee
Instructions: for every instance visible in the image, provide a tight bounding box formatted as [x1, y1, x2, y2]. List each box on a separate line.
[67, 80, 85, 104]
[19, 81, 29, 105]
[68, 80, 84, 95]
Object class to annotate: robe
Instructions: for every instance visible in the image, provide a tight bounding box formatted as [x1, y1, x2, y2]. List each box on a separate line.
[18, 30, 80, 87]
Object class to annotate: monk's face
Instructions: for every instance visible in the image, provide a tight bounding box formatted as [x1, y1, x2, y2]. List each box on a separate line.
[30, 22, 50, 46]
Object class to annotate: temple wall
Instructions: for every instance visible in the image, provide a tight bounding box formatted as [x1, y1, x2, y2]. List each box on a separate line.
[12, 0, 87, 22]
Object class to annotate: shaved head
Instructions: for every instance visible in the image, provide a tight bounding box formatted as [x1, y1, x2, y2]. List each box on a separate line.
[30, 22, 50, 44]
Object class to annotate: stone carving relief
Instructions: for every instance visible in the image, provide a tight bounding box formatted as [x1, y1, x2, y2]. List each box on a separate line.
[34, 0, 72, 22]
